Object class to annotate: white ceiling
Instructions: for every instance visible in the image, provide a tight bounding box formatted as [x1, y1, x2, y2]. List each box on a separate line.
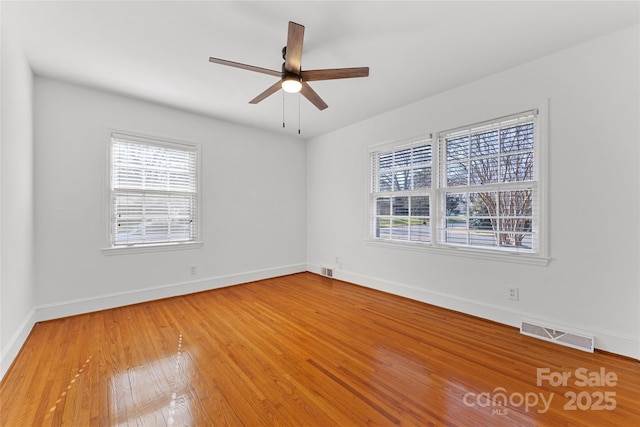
[4, 1, 639, 139]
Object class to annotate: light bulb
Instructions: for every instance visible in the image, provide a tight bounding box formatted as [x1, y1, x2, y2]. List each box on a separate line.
[282, 77, 302, 93]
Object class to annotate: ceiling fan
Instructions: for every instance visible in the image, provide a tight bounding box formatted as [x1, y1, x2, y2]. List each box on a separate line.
[209, 21, 369, 111]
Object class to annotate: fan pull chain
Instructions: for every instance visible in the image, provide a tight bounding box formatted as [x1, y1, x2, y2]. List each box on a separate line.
[298, 93, 301, 135]
[282, 92, 302, 134]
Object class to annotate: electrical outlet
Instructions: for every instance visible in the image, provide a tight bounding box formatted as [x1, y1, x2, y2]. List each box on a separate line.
[508, 287, 519, 301]
[190, 265, 197, 275]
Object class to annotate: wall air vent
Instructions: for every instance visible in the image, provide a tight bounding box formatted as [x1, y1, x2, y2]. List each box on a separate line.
[320, 266, 333, 278]
[521, 320, 594, 353]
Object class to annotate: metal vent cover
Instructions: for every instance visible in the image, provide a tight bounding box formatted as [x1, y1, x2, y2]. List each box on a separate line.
[320, 266, 333, 278]
[521, 320, 594, 353]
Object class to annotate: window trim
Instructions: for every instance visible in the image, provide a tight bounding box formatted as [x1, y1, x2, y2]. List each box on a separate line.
[101, 128, 202, 255]
[370, 136, 434, 244]
[367, 101, 549, 266]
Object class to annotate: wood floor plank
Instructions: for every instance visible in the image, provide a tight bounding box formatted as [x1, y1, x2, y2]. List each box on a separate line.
[1, 272, 639, 426]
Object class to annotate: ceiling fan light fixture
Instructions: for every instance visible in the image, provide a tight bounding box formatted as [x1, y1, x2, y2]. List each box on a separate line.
[209, 21, 368, 111]
[282, 75, 302, 93]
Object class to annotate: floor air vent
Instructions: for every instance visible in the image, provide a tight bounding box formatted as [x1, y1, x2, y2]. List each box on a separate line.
[520, 321, 594, 353]
[320, 266, 333, 278]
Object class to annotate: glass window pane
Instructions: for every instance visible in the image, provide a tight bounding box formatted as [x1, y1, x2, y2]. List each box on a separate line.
[500, 153, 533, 182]
[470, 158, 498, 185]
[392, 197, 409, 216]
[376, 217, 391, 239]
[499, 190, 533, 217]
[410, 218, 430, 242]
[469, 231, 497, 247]
[379, 152, 393, 170]
[447, 162, 468, 187]
[447, 135, 468, 161]
[394, 149, 411, 167]
[499, 218, 532, 233]
[390, 217, 409, 240]
[446, 193, 467, 217]
[411, 196, 429, 216]
[376, 197, 391, 215]
[496, 231, 532, 249]
[393, 170, 411, 191]
[413, 145, 431, 165]
[469, 191, 496, 215]
[501, 123, 534, 152]
[469, 192, 495, 231]
[413, 167, 431, 189]
[470, 129, 499, 157]
[379, 173, 392, 192]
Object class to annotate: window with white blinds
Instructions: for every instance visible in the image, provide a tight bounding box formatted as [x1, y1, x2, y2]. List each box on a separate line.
[438, 110, 538, 253]
[370, 140, 433, 243]
[110, 133, 198, 247]
[370, 109, 542, 258]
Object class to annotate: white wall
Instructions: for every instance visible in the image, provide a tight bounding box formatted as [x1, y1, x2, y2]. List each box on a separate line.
[33, 78, 307, 319]
[0, 10, 37, 378]
[307, 25, 640, 358]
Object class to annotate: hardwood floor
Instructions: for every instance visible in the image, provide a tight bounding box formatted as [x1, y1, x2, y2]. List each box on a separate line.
[1, 272, 639, 426]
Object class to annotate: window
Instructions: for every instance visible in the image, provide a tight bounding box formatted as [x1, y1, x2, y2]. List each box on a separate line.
[439, 111, 538, 253]
[371, 140, 433, 243]
[370, 109, 544, 260]
[109, 132, 199, 248]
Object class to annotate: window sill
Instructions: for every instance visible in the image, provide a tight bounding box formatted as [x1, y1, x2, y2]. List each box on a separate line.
[102, 241, 203, 256]
[366, 239, 550, 266]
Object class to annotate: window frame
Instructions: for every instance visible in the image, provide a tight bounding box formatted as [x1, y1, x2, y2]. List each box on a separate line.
[367, 104, 549, 266]
[102, 129, 202, 255]
[370, 137, 434, 244]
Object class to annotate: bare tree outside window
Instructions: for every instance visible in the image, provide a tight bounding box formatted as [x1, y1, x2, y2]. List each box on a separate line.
[443, 118, 536, 250]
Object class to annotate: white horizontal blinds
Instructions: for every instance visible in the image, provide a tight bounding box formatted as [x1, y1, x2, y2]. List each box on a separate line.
[111, 135, 197, 246]
[438, 111, 537, 253]
[372, 140, 432, 243]
[112, 136, 197, 192]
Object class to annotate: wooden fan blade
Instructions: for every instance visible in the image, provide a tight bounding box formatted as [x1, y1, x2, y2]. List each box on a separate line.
[209, 57, 281, 77]
[284, 21, 304, 74]
[301, 67, 369, 81]
[249, 80, 283, 104]
[300, 82, 328, 110]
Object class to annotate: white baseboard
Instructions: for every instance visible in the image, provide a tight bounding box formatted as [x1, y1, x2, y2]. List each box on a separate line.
[309, 264, 639, 360]
[0, 307, 37, 381]
[36, 263, 307, 322]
